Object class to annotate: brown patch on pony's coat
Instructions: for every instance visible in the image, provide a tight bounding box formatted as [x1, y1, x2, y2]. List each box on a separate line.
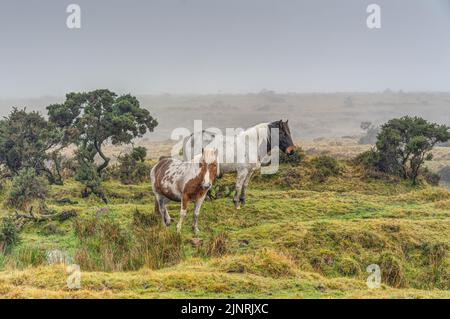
[183, 161, 218, 207]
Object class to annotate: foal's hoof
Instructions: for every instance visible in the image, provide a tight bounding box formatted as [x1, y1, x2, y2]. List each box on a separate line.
[165, 216, 171, 226]
[239, 198, 246, 206]
[192, 226, 200, 234]
[233, 200, 241, 210]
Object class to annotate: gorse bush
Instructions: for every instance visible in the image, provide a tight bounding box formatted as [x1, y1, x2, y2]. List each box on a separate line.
[278, 167, 302, 188]
[117, 147, 151, 184]
[354, 148, 380, 168]
[279, 148, 305, 165]
[360, 116, 450, 185]
[74, 209, 183, 271]
[0, 216, 20, 254]
[207, 179, 234, 200]
[310, 155, 341, 182]
[7, 168, 48, 212]
[75, 152, 107, 203]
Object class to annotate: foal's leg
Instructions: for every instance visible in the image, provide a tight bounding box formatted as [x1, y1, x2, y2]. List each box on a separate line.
[159, 197, 171, 226]
[192, 194, 206, 234]
[233, 168, 248, 209]
[239, 170, 254, 206]
[154, 193, 168, 226]
[176, 195, 189, 233]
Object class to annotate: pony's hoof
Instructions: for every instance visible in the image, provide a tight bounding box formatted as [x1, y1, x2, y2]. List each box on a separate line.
[235, 205, 241, 210]
[239, 198, 246, 206]
[192, 226, 200, 234]
[165, 217, 171, 226]
[176, 224, 182, 233]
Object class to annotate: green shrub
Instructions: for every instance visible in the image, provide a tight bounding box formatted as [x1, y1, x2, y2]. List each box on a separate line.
[280, 167, 302, 187]
[75, 157, 107, 203]
[208, 179, 234, 200]
[337, 257, 361, 276]
[117, 147, 151, 185]
[0, 216, 20, 253]
[310, 156, 341, 182]
[279, 148, 305, 165]
[354, 149, 380, 168]
[374, 117, 449, 185]
[308, 248, 336, 273]
[7, 168, 48, 212]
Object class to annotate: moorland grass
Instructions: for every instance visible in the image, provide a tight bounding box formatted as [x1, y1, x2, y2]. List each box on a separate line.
[0, 160, 448, 298]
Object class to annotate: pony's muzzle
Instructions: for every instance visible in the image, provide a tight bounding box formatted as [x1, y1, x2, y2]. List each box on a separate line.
[286, 145, 295, 154]
[201, 182, 211, 189]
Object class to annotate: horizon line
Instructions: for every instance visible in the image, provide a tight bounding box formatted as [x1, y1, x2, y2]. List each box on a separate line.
[2, 90, 450, 100]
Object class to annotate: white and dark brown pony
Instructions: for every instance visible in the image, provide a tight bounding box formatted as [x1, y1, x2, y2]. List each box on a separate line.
[151, 148, 218, 234]
[182, 120, 295, 209]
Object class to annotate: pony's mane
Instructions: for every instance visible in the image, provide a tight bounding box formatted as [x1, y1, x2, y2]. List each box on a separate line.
[191, 148, 217, 164]
[244, 122, 270, 140]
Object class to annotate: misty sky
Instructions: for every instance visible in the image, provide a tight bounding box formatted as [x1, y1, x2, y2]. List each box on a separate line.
[1, 0, 450, 97]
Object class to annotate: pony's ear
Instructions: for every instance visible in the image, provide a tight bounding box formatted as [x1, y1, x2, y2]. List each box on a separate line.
[202, 148, 204, 155]
[286, 120, 289, 124]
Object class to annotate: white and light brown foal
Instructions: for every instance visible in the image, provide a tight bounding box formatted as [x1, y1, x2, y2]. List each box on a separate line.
[150, 148, 218, 234]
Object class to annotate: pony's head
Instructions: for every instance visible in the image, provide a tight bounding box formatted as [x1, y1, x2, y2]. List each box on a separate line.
[269, 120, 295, 155]
[200, 148, 218, 189]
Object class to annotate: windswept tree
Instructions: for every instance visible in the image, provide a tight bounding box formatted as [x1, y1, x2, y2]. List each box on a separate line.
[366, 116, 450, 185]
[0, 108, 64, 184]
[47, 90, 157, 199]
